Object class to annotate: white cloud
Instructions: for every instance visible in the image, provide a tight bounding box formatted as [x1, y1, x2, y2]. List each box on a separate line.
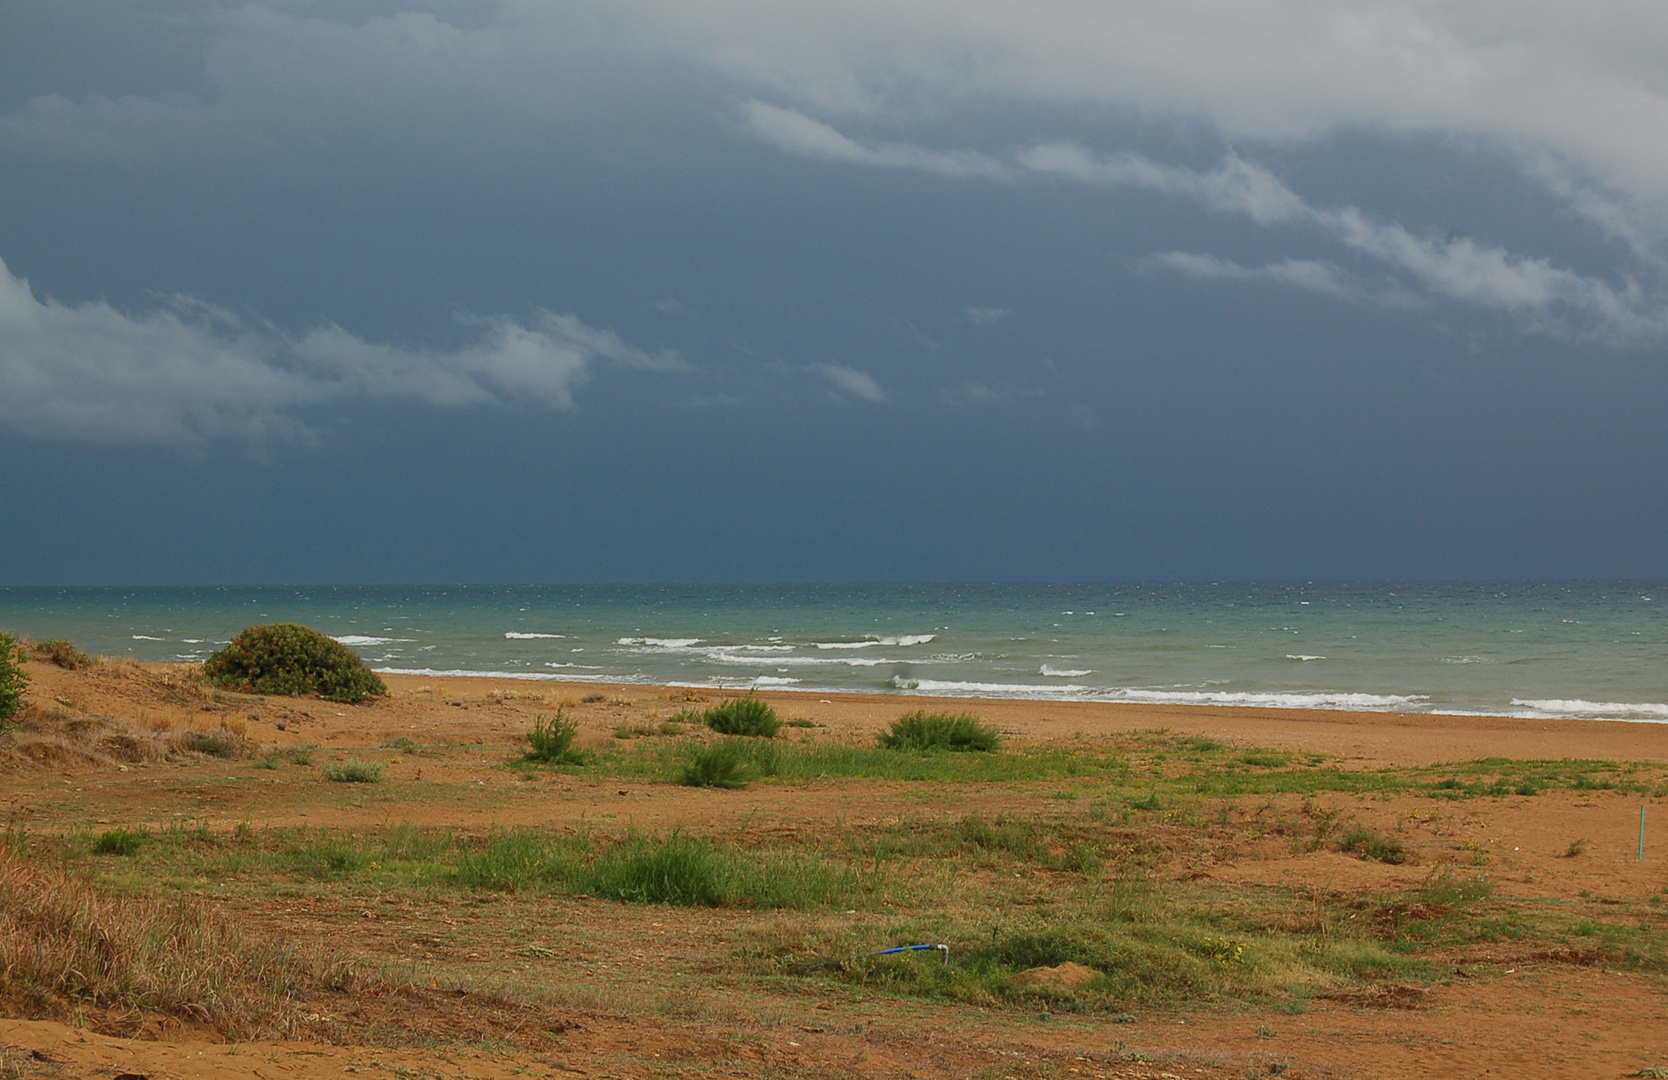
[810, 362, 888, 402]
[0, 255, 680, 444]
[1144, 253, 1359, 299]
[744, 112, 1668, 340]
[741, 100, 1010, 179]
[963, 306, 1013, 326]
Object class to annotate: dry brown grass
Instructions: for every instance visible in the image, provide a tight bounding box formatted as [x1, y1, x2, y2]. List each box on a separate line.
[0, 698, 251, 770]
[0, 855, 354, 1038]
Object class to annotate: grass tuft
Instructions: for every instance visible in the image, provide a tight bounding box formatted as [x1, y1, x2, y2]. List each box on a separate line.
[525, 709, 586, 764]
[703, 694, 781, 737]
[32, 639, 93, 670]
[877, 712, 1001, 752]
[680, 739, 756, 788]
[321, 759, 382, 783]
[93, 828, 146, 856]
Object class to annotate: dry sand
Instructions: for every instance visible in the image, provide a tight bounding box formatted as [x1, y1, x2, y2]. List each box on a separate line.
[3, 661, 1667, 1079]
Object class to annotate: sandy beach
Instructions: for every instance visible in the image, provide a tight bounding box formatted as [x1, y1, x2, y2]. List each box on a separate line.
[3, 658, 1667, 1079]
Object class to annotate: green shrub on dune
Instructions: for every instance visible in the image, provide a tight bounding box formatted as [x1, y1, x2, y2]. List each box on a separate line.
[0, 632, 28, 722]
[203, 623, 386, 704]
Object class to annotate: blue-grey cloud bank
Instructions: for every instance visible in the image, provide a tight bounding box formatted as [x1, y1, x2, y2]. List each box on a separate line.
[3, 1, 1668, 583]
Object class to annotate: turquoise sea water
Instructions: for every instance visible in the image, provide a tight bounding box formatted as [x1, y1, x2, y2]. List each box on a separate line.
[2, 583, 1666, 721]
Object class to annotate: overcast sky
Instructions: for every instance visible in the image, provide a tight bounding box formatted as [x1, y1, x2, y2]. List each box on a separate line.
[3, 0, 1668, 584]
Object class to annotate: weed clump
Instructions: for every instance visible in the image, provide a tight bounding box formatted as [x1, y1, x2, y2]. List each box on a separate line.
[32, 639, 92, 670]
[525, 709, 586, 764]
[704, 694, 781, 737]
[878, 712, 1001, 753]
[93, 828, 146, 856]
[203, 624, 387, 704]
[321, 759, 382, 783]
[681, 739, 755, 789]
[1337, 826, 1407, 865]
[0, 633, 27, 723]
[182, 730, 237, 758]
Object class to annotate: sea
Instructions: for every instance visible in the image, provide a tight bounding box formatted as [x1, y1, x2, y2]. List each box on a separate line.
[2, 583, 1666, 722]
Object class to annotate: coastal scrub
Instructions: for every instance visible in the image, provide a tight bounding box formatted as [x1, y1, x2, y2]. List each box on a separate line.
[203, 623, 386, 703]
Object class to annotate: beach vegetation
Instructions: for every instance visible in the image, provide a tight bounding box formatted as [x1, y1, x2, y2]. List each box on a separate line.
[679, 738, 756, 788]
[878, 711, 1001, 752]
[321, 758, 382, 783]
[202, 623, 387, 703]
[93, 828, 147, 856]
[703, 693, 781, 737]
[0, 632, 28, 722]
[31, 638, 93, 670]
[524, 708, 586, 764]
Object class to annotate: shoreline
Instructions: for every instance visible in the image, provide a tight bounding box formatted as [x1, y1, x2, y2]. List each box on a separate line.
[369, 668, 1668, 769]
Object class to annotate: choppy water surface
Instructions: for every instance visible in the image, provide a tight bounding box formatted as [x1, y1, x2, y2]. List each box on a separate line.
[3, 583, 1666, 721]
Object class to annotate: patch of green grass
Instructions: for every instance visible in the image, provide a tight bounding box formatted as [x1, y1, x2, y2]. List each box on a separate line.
[878, 712, 1001, 753]
[321, 759, 382, 783]
[703, 695, 781, 738]
[1239, 750, 1293, 768]
[454, 829, 868, 908]
[93, 828, 146, 856]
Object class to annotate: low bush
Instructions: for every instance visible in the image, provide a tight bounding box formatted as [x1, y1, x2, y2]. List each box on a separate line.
[680, 739, 755, 789]
[0, 633, 28, 723]
[704, 694, 781, 737]
[202, 624, 387, 704]
[32, 639, 92, 670]
[1338, 825, 1407, 865]
[182, 730, 237, 758]
[878, 712, 1001, 753]
[321, 759, 382, 783]
[525, 709, 586, 764]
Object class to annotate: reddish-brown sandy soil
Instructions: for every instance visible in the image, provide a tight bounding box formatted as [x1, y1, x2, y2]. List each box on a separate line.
[3, 659, 1667, 1079]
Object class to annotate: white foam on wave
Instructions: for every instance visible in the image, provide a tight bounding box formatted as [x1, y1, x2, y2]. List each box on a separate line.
[616, 637, 702, 648]
[1286, 654, 1326, 662]
[1040, 665, 1093, 677]
[815, 634, 936, 649]
[131, 634, 163, 641]
[1441, 656, 1487, 664]
[505, 632, 564, 639]
[334, 635, 413, 647]
[893, 676, 1089, 696]
[1510, 698, 1668, 721]
[749, 675, 802, 686]
[1110, 688, 1425, 710]
[374, 666, 645, 684]
[890, 676, 1427, 711]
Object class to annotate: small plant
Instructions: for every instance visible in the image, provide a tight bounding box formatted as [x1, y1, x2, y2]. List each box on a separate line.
[680, 739, 754, 788]
[525, 709, 586, 764]
[182, 730, 237, 758]
[785, 718, 820, 728]
[1563, 838, 1588, 858]
[0, 632, 28, 723]
[203, 624, 387, 703]
[384, 736, 419, 753]
[255, 755, 280, 770]
[581, 693, 607, 704]
[32, 639, 92, 670]
[613, 723, 656, 740]
[287, 747, 315, 766]
[704, 694, 781, 737]
[1128, 791, 1163, 811]
[658, 719, 685, 735]
[321, 759, 382, 783]
[877, 712, 1000, 752]
[93, 828, 146, 856]
[1338, 825, 1407, 865]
